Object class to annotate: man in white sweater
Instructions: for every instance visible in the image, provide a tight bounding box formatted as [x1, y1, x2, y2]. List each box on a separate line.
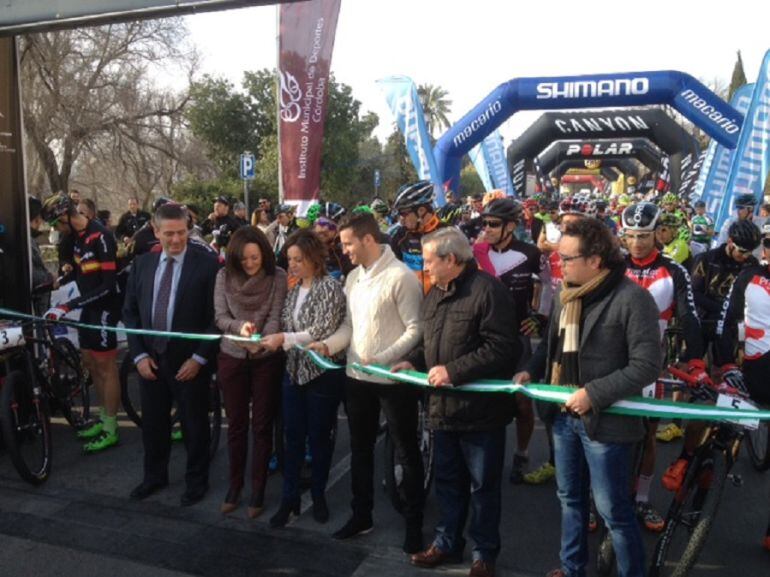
[309, 212, 424, 553]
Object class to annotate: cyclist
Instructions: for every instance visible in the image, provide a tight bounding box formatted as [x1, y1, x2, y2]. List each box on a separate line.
[621, 202, 706, 532]
[390, 180, 444, 294]
[473, 198, 553, 485]
[656, 212, 692, 269]
[689, 200, 715, 257]
[690, 219, 760, 360]
[370, 197, 391, 232]
[42, 193, 121, 453]
[716, 193, 763, 248]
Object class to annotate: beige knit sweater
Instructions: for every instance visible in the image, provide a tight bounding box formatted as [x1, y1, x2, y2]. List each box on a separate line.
[323, 245, 423, 384]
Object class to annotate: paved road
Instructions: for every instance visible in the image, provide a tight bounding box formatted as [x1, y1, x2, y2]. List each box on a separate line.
[0, 390, 768, 577]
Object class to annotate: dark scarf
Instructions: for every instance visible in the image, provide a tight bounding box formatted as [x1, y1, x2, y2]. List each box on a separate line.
[551, 264, 625, 387]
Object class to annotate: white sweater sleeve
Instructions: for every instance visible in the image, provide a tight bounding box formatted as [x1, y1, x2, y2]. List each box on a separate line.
[371, 270, 423, 366]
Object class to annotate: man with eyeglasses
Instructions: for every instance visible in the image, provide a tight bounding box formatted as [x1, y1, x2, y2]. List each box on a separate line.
[620, 202, 705, 532]
[473, 198, 553, 485]
[714, 221, 770, 552]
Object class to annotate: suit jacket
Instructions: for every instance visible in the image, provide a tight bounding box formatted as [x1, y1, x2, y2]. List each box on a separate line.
[123, 243, 221, 371]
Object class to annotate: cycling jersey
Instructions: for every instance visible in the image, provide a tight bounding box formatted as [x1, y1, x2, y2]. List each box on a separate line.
[691, 245, 758, 322]
[663, 238, 691, 269]
[716, 265, 770, 364]
[390, 213, 444, 294]
[474, 238, 552, 324]
[690, 214, 714, 244]
[63, 219, 119, 312]
[624, 249, 703, 361]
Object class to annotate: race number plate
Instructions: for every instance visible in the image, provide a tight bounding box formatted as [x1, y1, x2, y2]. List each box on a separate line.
[0, 326, 25, 351]
[717, 394, 759, 430]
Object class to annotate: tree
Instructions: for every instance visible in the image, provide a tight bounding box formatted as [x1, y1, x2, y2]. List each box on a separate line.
[460, 163, 486, 197]
[381, 131, 418, 199]
[728, 50, 748, 101]
[20, 20, 196, 198]
[417, 84, 452, 139]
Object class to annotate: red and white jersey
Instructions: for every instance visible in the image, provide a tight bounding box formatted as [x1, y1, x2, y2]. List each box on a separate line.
[717, 266, 770, 362]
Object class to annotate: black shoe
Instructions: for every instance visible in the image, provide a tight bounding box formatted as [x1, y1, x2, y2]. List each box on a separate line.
[270, 501, 301, 528]
[403, 524, 424, 554]
[509, 454, 529, 484]
[129, 481, 167, 501]
[180, 485, 208, 507]
[312, 496, 329, 524]
[332, 516, 373, 540]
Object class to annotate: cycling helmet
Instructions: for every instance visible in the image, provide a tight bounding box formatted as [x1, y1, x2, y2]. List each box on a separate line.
[657, 212, 682, 228]
[661, 192, 678, 205]
[733, 193, 758, 208]
[617, 194, 632, 206]
[393, 180, 435, 212]
[693, 200, 706, 209]
[559, 197, 584, 216]
[153, 196, 172, 211]
[370, 198, 389, 216]
[482, 189, 507, 207]
[481, 198, 523, 222]
[323, 202, 347, 221]
[621, 202, 661, 232]
[437, 203, 462, 225]
[306, 203, 322, 224]
[351, 205, 373, 216]
[41, 193, 75, 224]
[276, 203, 294, 215]
[728, 220, 761, 250]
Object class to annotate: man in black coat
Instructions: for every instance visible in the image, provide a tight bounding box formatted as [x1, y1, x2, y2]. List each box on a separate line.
[395, 227, 520, 577]
[123, 203, 220, 506]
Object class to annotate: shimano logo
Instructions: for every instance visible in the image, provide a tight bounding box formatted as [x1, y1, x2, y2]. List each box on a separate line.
[452, 100, 503, 148]
[565, 142, 634, 157]
[536, 77, 649, 100]
[680, 89, 741, 134]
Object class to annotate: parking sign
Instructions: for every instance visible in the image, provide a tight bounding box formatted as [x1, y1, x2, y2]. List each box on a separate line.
[240, 153, 256, 180]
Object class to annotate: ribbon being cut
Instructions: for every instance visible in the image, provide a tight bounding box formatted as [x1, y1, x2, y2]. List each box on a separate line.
[1, 307, 767, 423]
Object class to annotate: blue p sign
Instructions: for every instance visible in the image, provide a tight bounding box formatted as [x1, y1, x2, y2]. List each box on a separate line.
[240, 153, 255, 180]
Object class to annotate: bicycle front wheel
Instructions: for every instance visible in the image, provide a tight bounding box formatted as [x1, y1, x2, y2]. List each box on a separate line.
[0, 369, 52, 485]
[746, 421, 770, 472]
[51, 337, 91, 429]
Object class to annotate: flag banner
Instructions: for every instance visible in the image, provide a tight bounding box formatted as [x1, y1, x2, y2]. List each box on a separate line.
[715, 50, 770, 232]
[680, 149, 708, 200]
[468, 143, 494, 192]
[700, 83, 755, 221]
[278, 0, 341, 215]
[480, 129, 514, 195]
[377, 76, 443, 202]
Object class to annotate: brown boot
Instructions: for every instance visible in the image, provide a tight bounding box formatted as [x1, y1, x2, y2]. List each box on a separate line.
[469, 560, 495, 577]
[220, 487, 240, 514]
[410, 544, 462, 568]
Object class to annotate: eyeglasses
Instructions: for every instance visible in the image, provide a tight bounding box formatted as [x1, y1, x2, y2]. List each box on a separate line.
[481, 219, 504, 229]
[734, 245, 753, 255]
[558, 253, 585, 263]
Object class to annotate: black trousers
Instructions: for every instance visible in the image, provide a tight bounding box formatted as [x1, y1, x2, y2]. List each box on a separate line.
[345, 377, 424, 525]
[140, 356, 210, 491]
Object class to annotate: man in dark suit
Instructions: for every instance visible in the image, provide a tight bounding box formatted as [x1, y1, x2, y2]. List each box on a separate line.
[123, 202, 220, 506]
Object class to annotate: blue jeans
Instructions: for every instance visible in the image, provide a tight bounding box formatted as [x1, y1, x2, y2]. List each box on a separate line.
[553, 413, 644, 577]
[433, 428, 506, 562]
[281, 369, 343, 504]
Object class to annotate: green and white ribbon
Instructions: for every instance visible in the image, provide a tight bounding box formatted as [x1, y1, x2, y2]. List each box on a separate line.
[300, 348, 770, 423]
[0, 307, 261, 343]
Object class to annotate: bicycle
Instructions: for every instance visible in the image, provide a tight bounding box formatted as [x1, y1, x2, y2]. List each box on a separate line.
[0, 319, 92, 484]
[649, 367, 758, 577]
[118, 354, 222, 462]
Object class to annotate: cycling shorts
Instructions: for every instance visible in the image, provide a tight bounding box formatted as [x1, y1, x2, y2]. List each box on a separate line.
[78, 307, 118, 354]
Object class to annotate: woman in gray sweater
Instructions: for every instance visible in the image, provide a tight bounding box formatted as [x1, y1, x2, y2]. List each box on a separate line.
[260, 229, 347, 527]
[214, 226, 287, 518]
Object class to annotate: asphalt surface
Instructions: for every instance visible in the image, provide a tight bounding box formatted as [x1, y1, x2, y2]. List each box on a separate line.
[0, 374, 768, 577]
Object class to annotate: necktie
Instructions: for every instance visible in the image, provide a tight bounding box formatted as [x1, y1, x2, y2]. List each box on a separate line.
[152, 257, 175, 354]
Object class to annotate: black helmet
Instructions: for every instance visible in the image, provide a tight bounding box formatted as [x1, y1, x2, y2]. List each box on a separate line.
[728, 220, 761, 250]
[621, 202, 661, 232]
[693, 200, 706, 209]
[41, 193, 75, 224]
[393, 180, 435, 212]
[323, 202, 346, 221]
[28, 196, 43, 221]
[481, 198, 523, 222]
[276, 203, 294, 215]
[153, 196, 172, 211]
[734, 193, 758, 208]
[437, 203, 462, 225]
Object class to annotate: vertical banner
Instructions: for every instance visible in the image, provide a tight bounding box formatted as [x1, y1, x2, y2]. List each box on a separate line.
[278, 0, 341, 215]
[377, 76, 443, 204]
[480, 129, 514, 195]
[468, 143, 494, 192]
[680, 149, 707, 200]
[716, 50, 770, 233]
[0, 37, 31, 314]
[698, 83, 754, 217]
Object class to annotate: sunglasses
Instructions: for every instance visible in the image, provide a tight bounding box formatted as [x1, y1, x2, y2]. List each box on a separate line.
[481, 219, 504, 229]
[734, 245, 753, 255]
